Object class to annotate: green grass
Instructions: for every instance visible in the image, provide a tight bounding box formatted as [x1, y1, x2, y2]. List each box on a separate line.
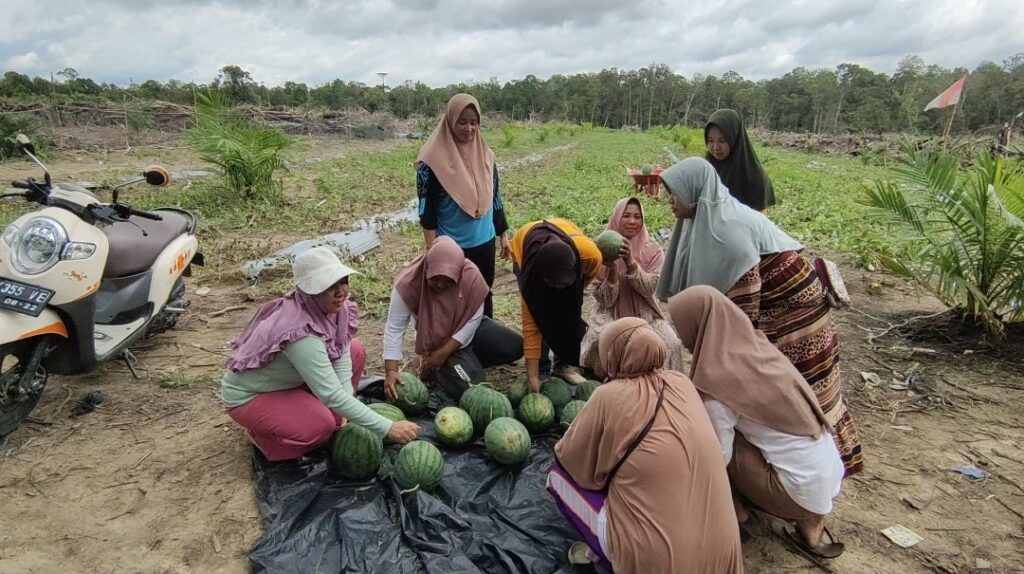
[1, 128, 901, 318]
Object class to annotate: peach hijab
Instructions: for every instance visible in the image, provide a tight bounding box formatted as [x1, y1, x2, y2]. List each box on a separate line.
[416, 93, 495, 218]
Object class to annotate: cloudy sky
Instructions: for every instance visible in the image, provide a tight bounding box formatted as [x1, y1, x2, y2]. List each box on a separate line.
[2, 0, 1022, 88]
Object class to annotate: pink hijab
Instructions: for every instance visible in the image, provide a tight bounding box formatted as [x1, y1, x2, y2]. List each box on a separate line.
[416, 94, 495, 218]
[227, 291, 358, 373]
[597, 197, 665, 320]
[394, 236, 489, 354]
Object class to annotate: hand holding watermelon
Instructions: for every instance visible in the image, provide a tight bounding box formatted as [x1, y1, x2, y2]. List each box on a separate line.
[384, 369, 402, 401]
[617, 241, 637, 273]
[386, 420, 421, 444]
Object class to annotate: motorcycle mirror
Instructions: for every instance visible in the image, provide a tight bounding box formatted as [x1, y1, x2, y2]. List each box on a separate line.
[143, 165, 171, 187]
[15, 134, 36, 155]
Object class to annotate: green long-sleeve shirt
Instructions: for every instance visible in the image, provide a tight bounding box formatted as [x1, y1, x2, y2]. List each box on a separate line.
[220, 336, 392, 438]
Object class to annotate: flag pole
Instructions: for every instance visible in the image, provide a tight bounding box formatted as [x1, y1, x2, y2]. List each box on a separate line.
[943, 103, 958, 140]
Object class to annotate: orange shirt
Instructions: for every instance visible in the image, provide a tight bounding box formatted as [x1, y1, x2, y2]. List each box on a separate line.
[509, 219, 602, 360]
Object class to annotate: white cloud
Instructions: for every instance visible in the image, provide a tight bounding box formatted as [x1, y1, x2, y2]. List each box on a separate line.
[0, 0, 1021, 88]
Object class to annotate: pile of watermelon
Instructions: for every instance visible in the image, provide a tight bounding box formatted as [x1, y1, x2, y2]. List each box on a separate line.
[506, 375, 604, 434]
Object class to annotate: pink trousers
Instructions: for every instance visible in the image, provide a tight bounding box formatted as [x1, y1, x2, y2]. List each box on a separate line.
[226, 338, 367, 461]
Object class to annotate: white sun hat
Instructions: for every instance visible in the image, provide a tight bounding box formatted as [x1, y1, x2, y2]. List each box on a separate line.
[292, 246, 359, 295]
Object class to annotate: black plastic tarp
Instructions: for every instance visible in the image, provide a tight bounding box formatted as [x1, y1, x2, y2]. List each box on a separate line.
[249, 393, 578, 574]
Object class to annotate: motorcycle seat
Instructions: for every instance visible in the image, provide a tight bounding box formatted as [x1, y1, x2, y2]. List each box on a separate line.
[102, 210, 190, 278]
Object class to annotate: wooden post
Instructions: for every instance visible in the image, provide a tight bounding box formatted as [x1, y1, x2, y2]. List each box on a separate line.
[942, 103, 958, 140]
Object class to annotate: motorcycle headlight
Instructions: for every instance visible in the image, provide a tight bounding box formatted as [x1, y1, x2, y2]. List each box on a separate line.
[12, 217, 67, 275]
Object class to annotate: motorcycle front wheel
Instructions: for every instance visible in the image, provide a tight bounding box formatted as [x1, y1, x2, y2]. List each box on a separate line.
[0, 339, 50, 438]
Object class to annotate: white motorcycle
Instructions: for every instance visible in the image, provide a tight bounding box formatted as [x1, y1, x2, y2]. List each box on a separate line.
[0, 135, 203, 436]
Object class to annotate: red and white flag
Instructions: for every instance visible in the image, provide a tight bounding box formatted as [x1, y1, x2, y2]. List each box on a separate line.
[924, 76, 966, 111]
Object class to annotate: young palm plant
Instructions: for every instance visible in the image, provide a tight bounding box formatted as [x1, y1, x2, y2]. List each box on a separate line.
[185, 91, 291, 200]
[860, 141, 1024, 336]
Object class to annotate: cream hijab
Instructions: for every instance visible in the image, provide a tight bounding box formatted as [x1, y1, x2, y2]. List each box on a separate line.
[416, 93, 495, 218]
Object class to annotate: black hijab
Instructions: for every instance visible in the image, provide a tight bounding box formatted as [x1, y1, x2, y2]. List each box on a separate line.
[705, 109, 776, 210]
[515, 222, 587, 366]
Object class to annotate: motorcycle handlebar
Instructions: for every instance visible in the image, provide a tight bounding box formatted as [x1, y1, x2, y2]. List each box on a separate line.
[11, 181, 30, 189]
[128, 207, 163, 221]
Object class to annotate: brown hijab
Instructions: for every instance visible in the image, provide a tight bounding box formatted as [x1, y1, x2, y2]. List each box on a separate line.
[555, 316, 745, 573]
[668, 285, 828, 438]
[596, 198, 665, 320]
[394, 236, 489, 355]
[416, 93, 495, 218]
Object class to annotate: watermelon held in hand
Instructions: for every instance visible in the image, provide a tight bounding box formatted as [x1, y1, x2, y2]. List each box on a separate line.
[575, 380, 601, 402]
[392, 372, 429, 415]
[394, 440, 445, 492]
[560, 400, 587, 428]
[507, 378, 530, 408]
[541, 377, 573, 409]
[594, 230, 624, 263]
[434, 406, 474, 447]
[330, 423, 384, 481]
[484, 417, 532, 465]
[517, 392, 556, 433]
[466, 387, 514, 433]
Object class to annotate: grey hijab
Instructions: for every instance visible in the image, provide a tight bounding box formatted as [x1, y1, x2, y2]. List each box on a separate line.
[655, 158, 803, 301]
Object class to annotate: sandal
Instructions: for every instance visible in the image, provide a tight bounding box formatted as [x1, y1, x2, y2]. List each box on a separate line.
[567, 542, 598, 574]
[778, 523, 845, 559]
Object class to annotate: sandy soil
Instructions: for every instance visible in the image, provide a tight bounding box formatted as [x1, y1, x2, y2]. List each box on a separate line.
[1, 136, 1022, 574]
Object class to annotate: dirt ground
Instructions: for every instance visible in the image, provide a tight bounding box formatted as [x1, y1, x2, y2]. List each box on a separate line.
[1, 134, 1022, 574]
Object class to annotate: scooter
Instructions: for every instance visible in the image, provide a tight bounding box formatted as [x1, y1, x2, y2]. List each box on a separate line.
[0, 135, 203, 436]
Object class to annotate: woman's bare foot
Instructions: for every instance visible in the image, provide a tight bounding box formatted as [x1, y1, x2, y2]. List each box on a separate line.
[796, 516, 825, 548]
[733, 497, 750, 524]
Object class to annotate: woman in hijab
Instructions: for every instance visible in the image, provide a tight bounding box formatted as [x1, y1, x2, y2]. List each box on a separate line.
[383, 236, 523, 402]
[509, 218, 603, 390]
[221, 247, 420, 461]
[548, 317, 743, 574]
[580, 197, 685, 377]
[670, 286, 846, 559]
[705, 108, 775, 211]
[417, 93, 508, 317]
[656, 157, 863, 477]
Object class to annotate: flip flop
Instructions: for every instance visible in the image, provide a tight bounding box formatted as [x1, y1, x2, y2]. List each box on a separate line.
[779, 523, 845, 559]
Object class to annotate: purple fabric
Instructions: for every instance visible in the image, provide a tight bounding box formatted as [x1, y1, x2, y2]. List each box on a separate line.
[227, 290, 358, 373]
[546, 460, 614, 573]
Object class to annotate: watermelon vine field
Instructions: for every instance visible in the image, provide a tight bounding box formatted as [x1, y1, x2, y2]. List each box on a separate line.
[0, 127, 1021, 573]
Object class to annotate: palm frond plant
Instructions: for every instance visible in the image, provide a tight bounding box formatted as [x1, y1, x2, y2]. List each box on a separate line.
[185, 91, 292, 201]
[859, 141, 1024, 336]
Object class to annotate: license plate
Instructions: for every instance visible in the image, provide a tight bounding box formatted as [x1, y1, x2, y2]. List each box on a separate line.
[0, 277, 54, 317]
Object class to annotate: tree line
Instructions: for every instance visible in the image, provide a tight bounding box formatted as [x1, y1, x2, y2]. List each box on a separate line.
[3, 54, 1023, 134]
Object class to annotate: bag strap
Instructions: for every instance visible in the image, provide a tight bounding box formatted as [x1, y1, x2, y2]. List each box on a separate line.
[606, 380, 666, 486]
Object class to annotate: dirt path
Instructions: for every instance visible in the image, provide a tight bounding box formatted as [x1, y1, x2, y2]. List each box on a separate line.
[1, 138, 1022, 573]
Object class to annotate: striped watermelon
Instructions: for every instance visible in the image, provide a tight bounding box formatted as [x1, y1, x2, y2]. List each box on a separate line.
[459, 383, 494, 412]
[368, 402, 406, 422]
[541, 377, 573, 408]
[466, 387, 514, 432]
[507, 378, 530, 408]
[434, 406, 474, 447]
[560, 400, 587, 428]
[516, 392, 555, 433]
[484, 417, 531, 465]
[392, 372, 429, 415]
[575, 380, 601, 402]
[394, 440, 445, 492]
[330, 423, 384, 480]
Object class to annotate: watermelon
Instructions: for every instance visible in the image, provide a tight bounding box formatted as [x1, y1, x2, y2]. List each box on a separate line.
[484, 417, 532, 465]
[561, 401, 585, 427]
[560, 400, 587, 427]
[330, 423, 384, 480]
[434, 406, 474, 447]
[392, 372, 429, 415]
[368, 402, 406, 422]
[517, 392, 556, 433]
[594, 230, 624, 263]
[394, 440, 445, 492]
[541, 377, 573, 409]
[507, 378, 530, 408]
[575, 380, 601, 402]
[640, 163, 654, 175]
[459, 383, 494, 412]
[466, 387, 514, 433]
